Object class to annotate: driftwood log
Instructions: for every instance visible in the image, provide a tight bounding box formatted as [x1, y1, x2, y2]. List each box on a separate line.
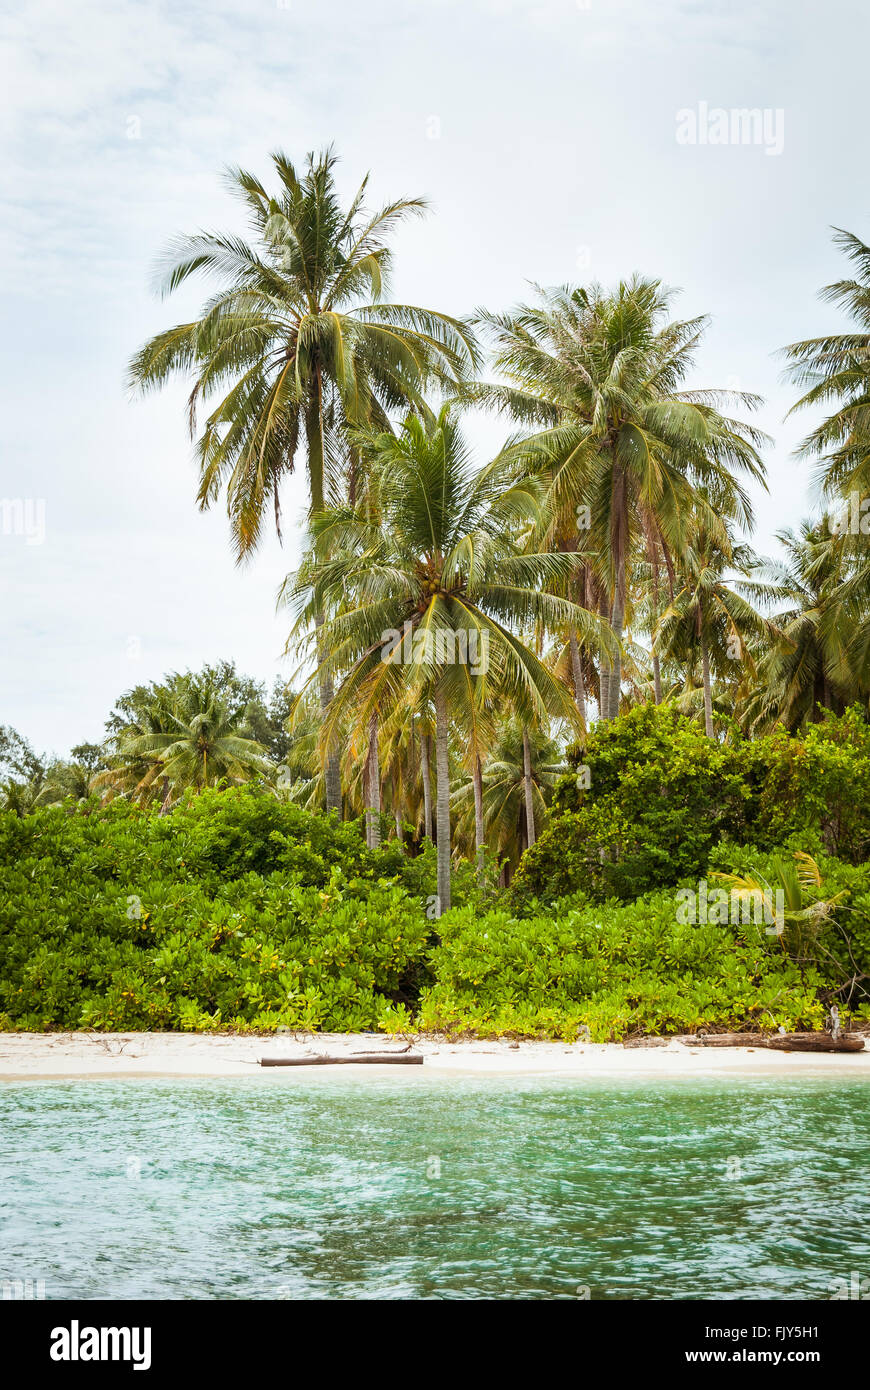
[688, 1031, 864, 1053]
[260, 1053, 424, 1067]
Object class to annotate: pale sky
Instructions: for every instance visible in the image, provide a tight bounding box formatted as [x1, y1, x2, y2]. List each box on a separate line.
[1, 0, 866, 756]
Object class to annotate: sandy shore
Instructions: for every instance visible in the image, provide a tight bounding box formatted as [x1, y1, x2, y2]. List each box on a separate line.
[0, 1031, 868, 1080]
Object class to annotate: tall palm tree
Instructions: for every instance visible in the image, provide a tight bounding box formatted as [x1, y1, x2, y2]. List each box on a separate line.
[739, 520, 863, 732]
[477, 278, 768, 718]
[451, 719, 566, 879]
[284, 406, 604, 912]
[656, 513, 768, 736]
[783, 227, 870, 501]
[129, 146, 479, 812]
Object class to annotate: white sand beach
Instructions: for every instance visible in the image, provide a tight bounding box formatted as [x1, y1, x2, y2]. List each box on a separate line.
[0, 1031, 868, 1080]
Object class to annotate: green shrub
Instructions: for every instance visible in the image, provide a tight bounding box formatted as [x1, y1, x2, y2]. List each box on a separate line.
[419, 888, 829, 1042]
[706, 837, 870, 1011]
[509, 706, 758, 905]
[1, 782, 865, 1039]
[0, 791, 432, 1032]
[752, 708, 870, 861]
[508, 705, 870, 908]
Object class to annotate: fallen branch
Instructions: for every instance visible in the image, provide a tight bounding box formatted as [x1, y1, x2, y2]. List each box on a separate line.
[689, 1031, 865, 1053]
[260, 1053, 424, 1067]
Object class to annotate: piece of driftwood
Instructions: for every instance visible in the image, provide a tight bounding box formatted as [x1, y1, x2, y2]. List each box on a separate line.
[260, 1053, 424, 1067]
[689, 1031, 864, 1053]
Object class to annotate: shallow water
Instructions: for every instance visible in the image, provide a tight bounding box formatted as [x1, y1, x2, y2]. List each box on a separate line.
[1, 1075, 868, 1299]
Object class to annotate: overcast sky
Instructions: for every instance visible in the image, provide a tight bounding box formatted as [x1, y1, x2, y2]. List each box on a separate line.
[1, 0, 866, 756]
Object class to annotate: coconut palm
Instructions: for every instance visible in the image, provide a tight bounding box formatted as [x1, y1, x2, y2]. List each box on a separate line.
[656, 513, 769, 736]
[739, 520, 865, 732]
[284, 406, 608, 912]
[100, 676, 272, 806]
[452, 719, 566, 879]
[783, 228, 870, 501]
[129, 146, 479, 813]
[477, 278, 768, 719]
[33, 761, 98, 807]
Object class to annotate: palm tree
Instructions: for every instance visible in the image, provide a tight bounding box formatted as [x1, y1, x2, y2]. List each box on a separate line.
[129, 146, 479, 813]
[783, 228, 870, 502]
[33, 760, 98, 807]
[452, 719, 566, 879]
[477, 278, 768, 718]
[270, 688, 323, 805]
[284, 406, 603, 912]
[739, 520, 863, 732]
[656, 513, 769, 736]
[100, 676, 271, 806]
[96, 682, 180, 806]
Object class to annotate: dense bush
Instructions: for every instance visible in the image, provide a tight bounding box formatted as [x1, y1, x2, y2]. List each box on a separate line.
[508, 705, 870, 907]
[0, 790, 433, 1032]
[706, 837, 870, 1006]
[752, 708, 870, 861]
[419, 890, 838, 1042]
[1, 773, 867, 1040]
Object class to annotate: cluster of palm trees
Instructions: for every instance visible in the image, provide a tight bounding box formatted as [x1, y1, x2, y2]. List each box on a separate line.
[0, 666, 286, 815]
[122, 148, 870, 908]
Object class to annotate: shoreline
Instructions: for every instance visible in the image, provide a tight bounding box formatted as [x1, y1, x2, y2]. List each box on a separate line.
[1, 1031, 869, 1081]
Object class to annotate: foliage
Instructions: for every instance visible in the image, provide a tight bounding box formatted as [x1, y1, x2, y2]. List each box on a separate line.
[508, 705, 761, 905]
[476, 276, 767, 721]
[752, 706, 870, 861]
[706, 839, 870, 1013]
[739, 520, 869, 732]
[128, 146, 478, 538]
[418, 889, 830, 1042]
[1, 786, 866, 1038]
[0, 789, 432, 1033]
[451, 718, 566, 867]
[507, 704, 870, 906]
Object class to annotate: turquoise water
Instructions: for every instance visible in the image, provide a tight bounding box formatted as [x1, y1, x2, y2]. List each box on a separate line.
[1, 1075, 868, 1300]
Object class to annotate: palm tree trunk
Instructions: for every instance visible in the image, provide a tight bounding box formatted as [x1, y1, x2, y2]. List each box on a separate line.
[598, 591, 611, 722]
[393, 772, 402, 841]
[607, 573, 626, 720]
[652, 652, 663, 705]
[606, 473, 627, 720]
[420, 730, 433, 842]
[701, 634, 714, 738]
[473, 753, 485, 886]
[651, 552, 663, 704]
[314, 613, 342, 815]
[308, 379, 341, 816]
[434, 689, 452, 915]
[569, 630, 587, 731]
[365, 712, 381, 848]
[522, 728, 536, 849]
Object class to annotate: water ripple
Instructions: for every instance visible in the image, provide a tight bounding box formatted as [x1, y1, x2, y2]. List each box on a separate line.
[1, 1075, 868, 1299]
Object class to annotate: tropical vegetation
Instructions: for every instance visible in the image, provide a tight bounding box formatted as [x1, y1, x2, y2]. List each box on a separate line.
[4, 148, 870, 1038]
